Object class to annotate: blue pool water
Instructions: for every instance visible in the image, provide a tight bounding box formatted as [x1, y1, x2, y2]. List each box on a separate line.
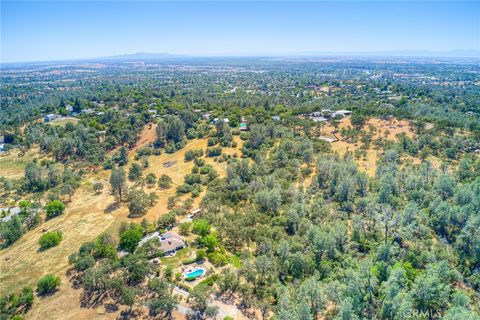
[185, 269, 205, 278]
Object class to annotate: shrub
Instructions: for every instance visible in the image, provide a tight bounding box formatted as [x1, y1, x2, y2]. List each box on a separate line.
[194, 158, 205, 167]
[0, 286, 34, 319]
[93, 182, 103, 193]
[176, 184, 192, 194]
[239, 132, 249, 140]
[135, 147, 153, 159]
[206, 147, 222, 157]
[199, 165, 211, 175]
[184, 173, 201, 185]
[196, 249, 206, 262]
[44, 200, 65, 219]
[39, 231, 63, 250]
[207, 138, 218, 146]
[182, 258, 197, 265]
[200, 274, 219, 286]
[36, 275, 60, 295]
[184, 149, 204, 161]
[207, 252, 228, 266]
[191, 185, 201, 198]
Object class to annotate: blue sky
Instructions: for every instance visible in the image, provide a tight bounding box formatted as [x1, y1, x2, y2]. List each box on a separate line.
[1, 1, 479, 62]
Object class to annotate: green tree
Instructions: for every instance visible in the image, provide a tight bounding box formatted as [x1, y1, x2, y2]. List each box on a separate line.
[435, 174, 456, 200]
[147, 278, 177, 318]
[0, 215, 24, 247]
[146, 173, 157, 187]
[256, 188, 282, 213]
[350, 113, 366, 129]
[158, 174, 173, 189]
[156, 116, 186, 145]
[36, 275, 61, 295]
[179, 222, 191, 236]
[110, 167, 127, 202]
[115, 147, 128, 166]
[119, 224, 144, 253]
[44, 200, 65, 219]
[127, 189, 150, 217]
[128, 163, 143, 182]
[119, 287, 137, 315]
[189, 283, 211, 315]
[39, 230, 63, 250]
[201, 233, 219, 251]
[192, 219, 210, 236]
[73, 97, 82, 113]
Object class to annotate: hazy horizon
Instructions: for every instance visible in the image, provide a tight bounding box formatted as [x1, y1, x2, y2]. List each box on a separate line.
[2, 1, 479, 63]
[3, 50, 480, 65]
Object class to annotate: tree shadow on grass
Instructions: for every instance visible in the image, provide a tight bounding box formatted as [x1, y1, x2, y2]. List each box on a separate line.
[105, 303, 119, 313]
[104, 202, 121, 214]
[36, 289, 59, 298]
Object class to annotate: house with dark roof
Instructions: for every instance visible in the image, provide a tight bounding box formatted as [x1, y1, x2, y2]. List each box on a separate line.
[139, 231, 186, 256]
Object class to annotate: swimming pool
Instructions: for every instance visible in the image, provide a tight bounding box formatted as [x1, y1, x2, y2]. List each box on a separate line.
[184, 268, 205, 279]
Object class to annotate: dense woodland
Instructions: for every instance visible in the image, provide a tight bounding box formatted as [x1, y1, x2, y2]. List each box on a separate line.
[0, 57, 479, 320]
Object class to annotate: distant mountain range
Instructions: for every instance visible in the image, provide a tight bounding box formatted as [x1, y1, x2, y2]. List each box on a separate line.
[2, 50, 479, 65]
[99, 52, 182, 60]
[97, 50, 480, 61]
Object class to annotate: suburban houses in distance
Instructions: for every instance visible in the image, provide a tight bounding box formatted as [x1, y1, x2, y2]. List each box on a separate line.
[303, 109, 352, 123]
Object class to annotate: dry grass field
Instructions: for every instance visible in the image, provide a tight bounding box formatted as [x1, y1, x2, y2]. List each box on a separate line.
[0, 129, 245, 319]
[47, 117, 80, 127]
[319, 117, 416, 176]
[0, 175, 118, 294]
[0, 147, 55, 180]
[138, 135, 243, 222]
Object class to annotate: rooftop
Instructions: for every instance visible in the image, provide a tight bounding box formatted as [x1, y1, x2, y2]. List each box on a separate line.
[139, 231, 186, 254]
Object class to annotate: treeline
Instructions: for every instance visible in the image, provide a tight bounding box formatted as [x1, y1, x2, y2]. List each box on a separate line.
[195, 127, 480, 318]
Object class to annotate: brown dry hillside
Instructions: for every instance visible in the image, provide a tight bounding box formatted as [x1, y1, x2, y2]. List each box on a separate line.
[0, 136, 244, 319]
[130, 122, 157, 154]
[0, 173, 119, 295]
